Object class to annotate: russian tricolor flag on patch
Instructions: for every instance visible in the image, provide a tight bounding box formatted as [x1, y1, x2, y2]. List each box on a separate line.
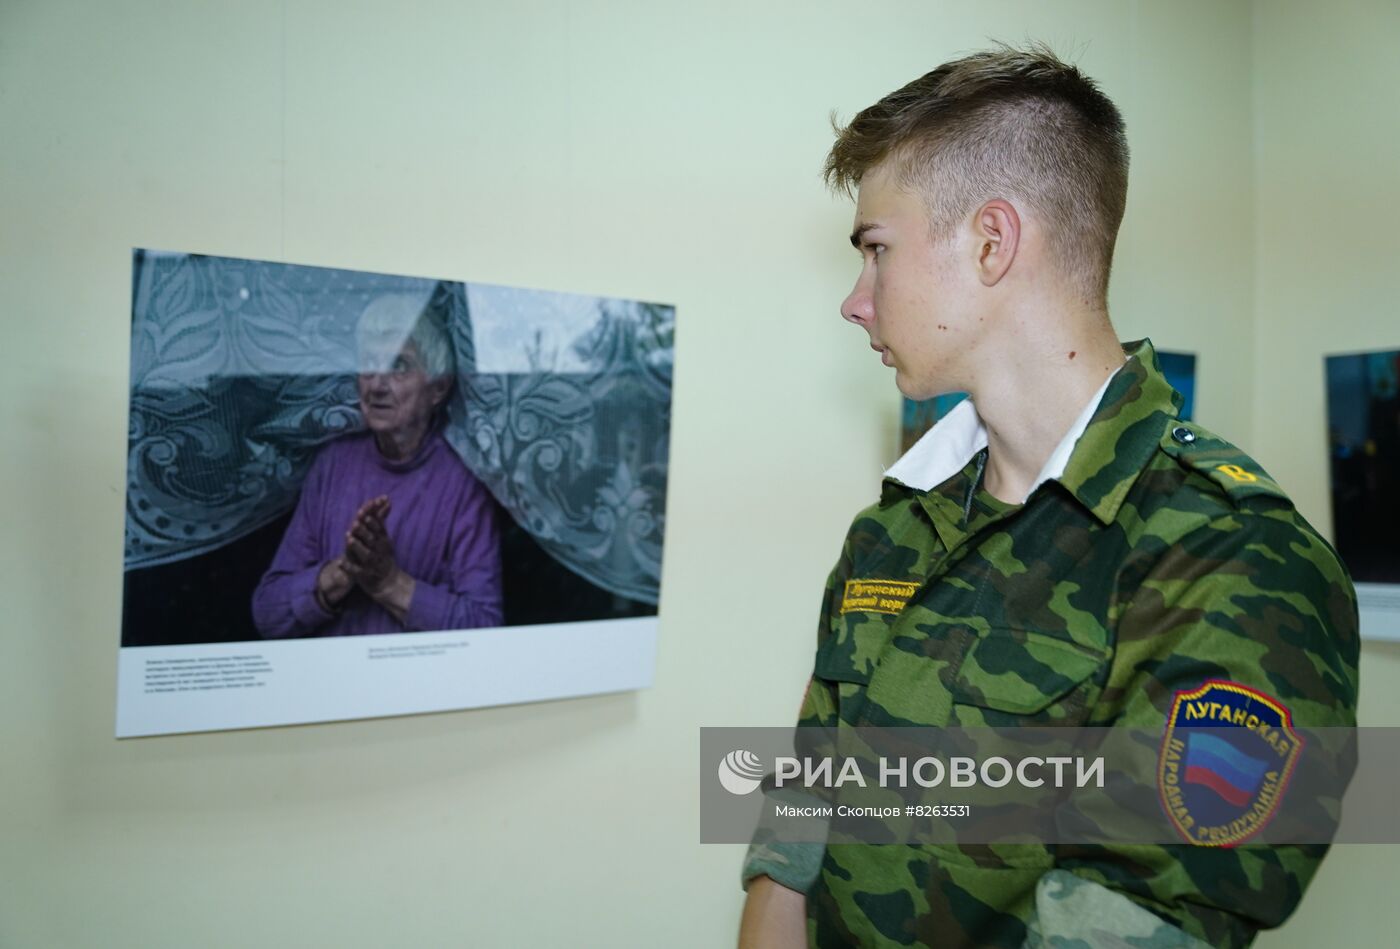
[1158, 680, 1303, 847]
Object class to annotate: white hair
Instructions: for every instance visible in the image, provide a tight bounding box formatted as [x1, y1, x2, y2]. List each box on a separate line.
[354, 292, 454, 378]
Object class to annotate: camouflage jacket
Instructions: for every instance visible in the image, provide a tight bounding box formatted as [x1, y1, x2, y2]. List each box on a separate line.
[743, 340, 1359, 948]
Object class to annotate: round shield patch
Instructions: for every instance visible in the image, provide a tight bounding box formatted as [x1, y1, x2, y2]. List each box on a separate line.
[1158, 679, 1303, 847]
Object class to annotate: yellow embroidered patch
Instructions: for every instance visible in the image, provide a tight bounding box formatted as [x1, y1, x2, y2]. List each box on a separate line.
[1215, 464, 1259, 483]
[840, 579, 919, 615]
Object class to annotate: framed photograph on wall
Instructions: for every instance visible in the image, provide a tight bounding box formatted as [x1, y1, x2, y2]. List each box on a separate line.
[1157, 349, 1197, 421]
[118, 250, 674, 736]
[1325, 347, 1400, 641]
[899, 393, 967, 456]
[897, 345, 1198, 459]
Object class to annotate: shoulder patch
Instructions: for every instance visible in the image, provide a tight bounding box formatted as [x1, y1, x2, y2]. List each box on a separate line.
[1159, 422, 1288, 506]
[1158, 680, 1303, 847]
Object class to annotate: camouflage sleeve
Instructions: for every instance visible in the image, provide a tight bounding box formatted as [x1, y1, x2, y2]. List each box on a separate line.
[1025, 871, 1212, 948]
[740, 568, 843, 894]
[1059, 504, 1360, 947]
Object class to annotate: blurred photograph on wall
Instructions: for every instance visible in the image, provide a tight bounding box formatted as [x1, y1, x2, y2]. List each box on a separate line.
[1157, 349, 1197, 421]
[1326, 347, 1400, 640]
[899, 392, 967, 456]
[897, 346, 1197, 460]
[117, 250, 674, 735]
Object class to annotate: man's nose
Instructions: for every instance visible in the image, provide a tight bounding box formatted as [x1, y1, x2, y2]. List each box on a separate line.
[841, 276, 874, 327]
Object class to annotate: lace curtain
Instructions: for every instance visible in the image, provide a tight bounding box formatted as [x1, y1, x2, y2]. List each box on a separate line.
[126, 251, 672, 604]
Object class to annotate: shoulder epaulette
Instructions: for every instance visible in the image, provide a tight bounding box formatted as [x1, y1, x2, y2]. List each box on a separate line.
[1158, 421, 1290, 507]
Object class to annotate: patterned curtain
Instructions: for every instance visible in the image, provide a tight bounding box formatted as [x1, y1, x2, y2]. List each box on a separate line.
[126, 251, 672, 605]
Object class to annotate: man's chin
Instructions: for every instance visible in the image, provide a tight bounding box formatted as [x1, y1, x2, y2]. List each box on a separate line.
[896, 375, 953, 403]
[894, 372, 928, 401]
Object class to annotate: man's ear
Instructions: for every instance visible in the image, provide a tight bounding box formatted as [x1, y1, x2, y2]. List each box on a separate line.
[972, 199, 1020, 287]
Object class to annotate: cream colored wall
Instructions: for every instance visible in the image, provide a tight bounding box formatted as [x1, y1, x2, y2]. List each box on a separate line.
[1250, 1, 1400, 945]
[0, 1, 1382, 946]
[1250, 0, 1400, 726]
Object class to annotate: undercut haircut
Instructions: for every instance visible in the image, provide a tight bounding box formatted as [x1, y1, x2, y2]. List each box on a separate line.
[825, 42, 1129, 303]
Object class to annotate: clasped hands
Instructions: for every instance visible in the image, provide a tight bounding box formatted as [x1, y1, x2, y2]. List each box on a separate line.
[315, 496, 414, 620]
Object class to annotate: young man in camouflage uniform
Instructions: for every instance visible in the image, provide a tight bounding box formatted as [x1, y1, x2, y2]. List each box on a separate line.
[738, 45, 1359, 948]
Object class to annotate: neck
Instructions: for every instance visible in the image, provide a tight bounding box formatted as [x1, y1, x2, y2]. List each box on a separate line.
[966, 303, 1125, 504]
[375, 420, 431, 461]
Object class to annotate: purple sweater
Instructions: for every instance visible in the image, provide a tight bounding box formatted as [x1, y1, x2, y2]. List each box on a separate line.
[252, 428, 503, 637]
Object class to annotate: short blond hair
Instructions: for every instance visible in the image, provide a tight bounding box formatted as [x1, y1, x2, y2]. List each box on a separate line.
[824, 43, 1129, 302]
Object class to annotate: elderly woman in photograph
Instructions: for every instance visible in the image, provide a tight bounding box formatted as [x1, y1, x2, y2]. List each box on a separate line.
[252, 293, 503, 637]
